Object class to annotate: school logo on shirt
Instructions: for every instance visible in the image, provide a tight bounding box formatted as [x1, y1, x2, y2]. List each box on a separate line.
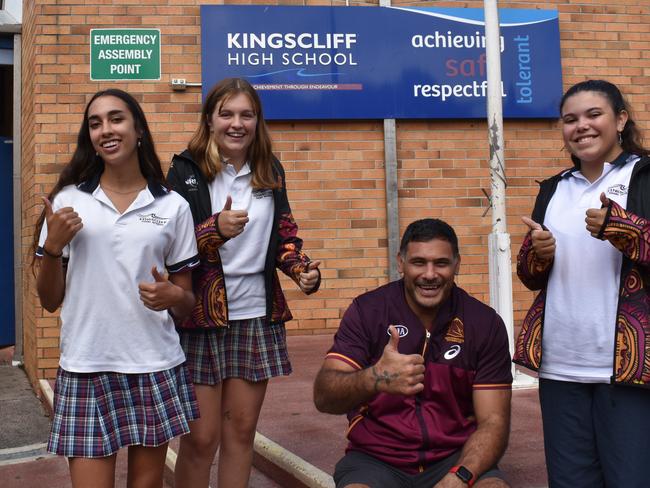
[387, 325, 409, 338]
[607, 184, 628, 196]
[185, 175, 198, 191]
[138, 213, 170, 226]
[252, 189, 273, 199]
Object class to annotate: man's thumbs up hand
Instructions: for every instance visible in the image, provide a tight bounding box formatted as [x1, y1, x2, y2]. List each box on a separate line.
[371, 325, 425, 396]
[385, 324, 401, 352]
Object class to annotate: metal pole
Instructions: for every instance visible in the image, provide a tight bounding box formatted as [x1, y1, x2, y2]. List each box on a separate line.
[483, 0, 518, 377]
[379, 0, 400, 281]
[483, 2, 536, 388]
[383, 118, 400, 281]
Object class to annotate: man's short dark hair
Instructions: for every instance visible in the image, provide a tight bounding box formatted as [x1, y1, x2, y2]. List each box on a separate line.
[399, 219, 459, 258]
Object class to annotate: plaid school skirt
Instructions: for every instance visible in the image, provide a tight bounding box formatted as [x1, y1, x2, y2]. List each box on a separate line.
[179, 317, 292, 385]
[47, 363, 199, 458]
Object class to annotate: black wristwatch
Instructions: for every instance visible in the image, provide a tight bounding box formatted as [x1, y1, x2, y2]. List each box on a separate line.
[449, 465, 474, 486]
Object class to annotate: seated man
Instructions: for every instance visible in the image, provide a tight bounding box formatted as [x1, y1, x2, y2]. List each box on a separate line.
[313, 218, 512, 488]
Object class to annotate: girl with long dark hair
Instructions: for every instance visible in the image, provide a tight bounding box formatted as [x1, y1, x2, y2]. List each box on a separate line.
[34, 89, 200, 488]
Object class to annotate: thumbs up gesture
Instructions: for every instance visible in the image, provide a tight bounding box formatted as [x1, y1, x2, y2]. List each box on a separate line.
[298, 260, 321, 293]
[42, 196, 83, 256]
[217, 194, 249, 238]
[372, 325, 425, 396]
[151, 267, 167, 283]
[585, 192, 611, 239]
[521, 216, 556, 262]
[138, 266, 180, 311]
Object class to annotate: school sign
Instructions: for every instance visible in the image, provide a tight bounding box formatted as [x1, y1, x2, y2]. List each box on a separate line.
[201, 6, 563, 120]
[90, 29, 161, 81]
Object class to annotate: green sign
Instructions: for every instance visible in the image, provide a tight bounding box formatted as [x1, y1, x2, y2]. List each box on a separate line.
[90, 28, 161, 81]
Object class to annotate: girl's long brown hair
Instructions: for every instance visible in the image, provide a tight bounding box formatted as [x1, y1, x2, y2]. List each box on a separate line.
[188, 78, 278, 189]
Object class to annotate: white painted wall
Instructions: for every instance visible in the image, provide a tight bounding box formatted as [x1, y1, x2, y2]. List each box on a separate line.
[3, 0, 22, 23]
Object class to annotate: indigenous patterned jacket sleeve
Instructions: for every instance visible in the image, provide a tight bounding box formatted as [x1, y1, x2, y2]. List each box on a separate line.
[274, 167, 316, 284]
[186, 215, 230, 328]
[517, 233, 553, 291]
[167, 153, 229, 328]
[600, 199, 650, 386]
[514, 234, 548, 371]
[513, 179, 557, 371]
[268, 160, 321, 323]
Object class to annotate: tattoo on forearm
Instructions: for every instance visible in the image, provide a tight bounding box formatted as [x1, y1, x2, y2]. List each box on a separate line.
[223, 410, 231, 421]
[372, 367, 399, 392]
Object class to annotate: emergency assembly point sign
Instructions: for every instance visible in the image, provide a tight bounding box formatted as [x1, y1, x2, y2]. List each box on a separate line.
[90, 28, 161, 80]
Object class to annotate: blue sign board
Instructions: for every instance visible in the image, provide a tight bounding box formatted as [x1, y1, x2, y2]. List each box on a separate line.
[201, 6, 562, 120]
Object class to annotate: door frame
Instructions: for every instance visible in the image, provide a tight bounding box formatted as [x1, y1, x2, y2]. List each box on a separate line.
[12, 33, 21, 362]
[1, 22, 22, 361]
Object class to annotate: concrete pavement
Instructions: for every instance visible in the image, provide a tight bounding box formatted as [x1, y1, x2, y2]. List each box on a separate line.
[0, 346, 52, 468]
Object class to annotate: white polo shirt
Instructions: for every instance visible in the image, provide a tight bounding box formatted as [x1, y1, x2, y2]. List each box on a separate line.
[38, 179, 199, 374]
[541, 154, 639, 383]
[208, 162, 274, 320]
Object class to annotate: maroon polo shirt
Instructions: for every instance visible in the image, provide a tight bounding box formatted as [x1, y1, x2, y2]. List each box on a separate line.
[326, 280, 512, 474]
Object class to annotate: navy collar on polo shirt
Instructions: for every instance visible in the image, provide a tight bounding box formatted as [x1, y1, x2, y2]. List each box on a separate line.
[562, 151, 633, 179]
[77, 171, 168, 197]
[611, 151, 634, 167]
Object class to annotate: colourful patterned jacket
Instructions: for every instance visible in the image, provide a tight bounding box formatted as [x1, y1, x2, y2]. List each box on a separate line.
[514, 153, 650, 388]
[167, 150, 320, 328]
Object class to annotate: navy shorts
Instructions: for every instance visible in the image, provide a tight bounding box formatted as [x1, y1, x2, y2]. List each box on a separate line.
[333, 449, 507, 488]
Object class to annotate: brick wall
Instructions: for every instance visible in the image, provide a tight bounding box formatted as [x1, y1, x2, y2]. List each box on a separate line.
[21, 0, 650, 382]
[22, 0, 39, 384]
